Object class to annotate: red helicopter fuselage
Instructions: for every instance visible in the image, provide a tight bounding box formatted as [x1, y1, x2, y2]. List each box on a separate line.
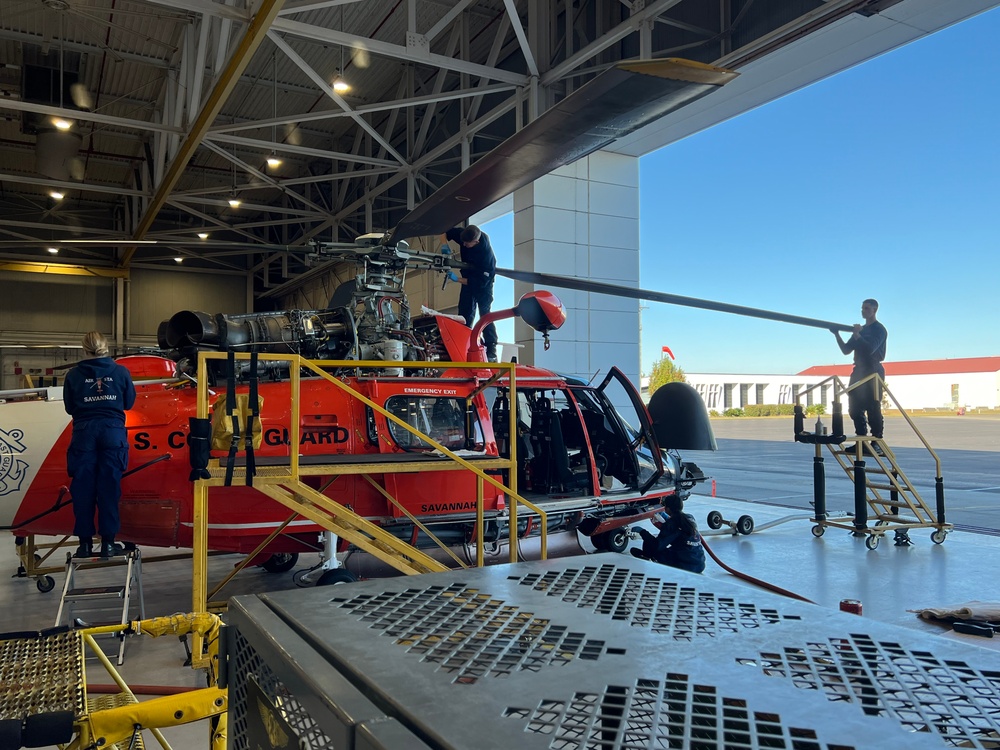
[2, 311, 709, 564]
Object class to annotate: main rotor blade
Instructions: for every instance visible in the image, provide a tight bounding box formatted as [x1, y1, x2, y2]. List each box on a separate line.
[495, 268, 853, 333]
[389, 58, 738, 245]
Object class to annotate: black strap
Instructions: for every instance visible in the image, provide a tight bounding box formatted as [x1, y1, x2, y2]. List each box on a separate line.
[224, 350, 240, 487]
[245, 351, 259, 487]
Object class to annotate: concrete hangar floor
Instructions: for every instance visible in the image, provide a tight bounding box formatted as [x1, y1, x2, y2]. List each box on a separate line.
[2, 414, 1000, 748]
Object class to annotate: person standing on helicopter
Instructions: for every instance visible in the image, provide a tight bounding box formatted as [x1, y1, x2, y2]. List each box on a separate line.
[631, 494, 706, 573]
[441, 224, 498, 362]
[63, 331, 136, 558]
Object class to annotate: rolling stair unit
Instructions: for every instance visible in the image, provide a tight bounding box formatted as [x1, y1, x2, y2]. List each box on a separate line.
[55, 549, 145, 665]
[793, 378, 951, 549]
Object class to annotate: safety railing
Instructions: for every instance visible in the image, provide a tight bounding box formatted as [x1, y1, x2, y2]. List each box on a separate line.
[793, 374, 949, 547]
[795, 373, 943, 476]
[190, 351, 548, 617]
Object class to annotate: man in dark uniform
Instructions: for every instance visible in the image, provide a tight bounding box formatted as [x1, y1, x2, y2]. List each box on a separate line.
[833, 298, 888, 446]
[631, 495, 706, 574]
[442, 224, 498, 362]
[63, 331, 136, 558]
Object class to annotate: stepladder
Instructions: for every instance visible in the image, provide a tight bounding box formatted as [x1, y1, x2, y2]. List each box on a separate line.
[55, 547, 145, 665]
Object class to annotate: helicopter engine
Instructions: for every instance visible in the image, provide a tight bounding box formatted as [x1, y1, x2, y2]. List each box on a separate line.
[158, 248, 432, 378]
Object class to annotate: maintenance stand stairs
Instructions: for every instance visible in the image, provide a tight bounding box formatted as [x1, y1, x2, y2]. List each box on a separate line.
[55, 547, 145, 665]
[794, 402, 950, 550]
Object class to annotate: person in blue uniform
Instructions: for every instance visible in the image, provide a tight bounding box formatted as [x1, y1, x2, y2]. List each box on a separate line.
[631, 495, 706, 574]
[63, 331, 136, 558]
[442, 224, 498, 362]
[833, 298, 888, 445]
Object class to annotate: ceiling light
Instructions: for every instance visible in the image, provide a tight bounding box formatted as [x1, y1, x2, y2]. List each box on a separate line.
[174, 257, 183, 263]
[50, 191, 64, 200]
[47, 247, 59, 254]
[51, 117, 73, 130]
[228, 197, 241, 208]
[266, 155, 282, 168]
[198, 232, 209, 239]
[333, 76, 351, 94]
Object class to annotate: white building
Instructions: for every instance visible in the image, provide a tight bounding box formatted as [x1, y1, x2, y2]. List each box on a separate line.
[680, 357, 1000, 413]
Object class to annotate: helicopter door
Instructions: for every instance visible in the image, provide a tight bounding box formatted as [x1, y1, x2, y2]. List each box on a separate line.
[596, 367, 664, 494]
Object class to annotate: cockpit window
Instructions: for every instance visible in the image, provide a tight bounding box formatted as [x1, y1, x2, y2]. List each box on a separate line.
[385, 396, 483, 452]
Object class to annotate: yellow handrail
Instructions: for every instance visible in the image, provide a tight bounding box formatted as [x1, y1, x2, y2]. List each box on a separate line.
[191, 352, 546, 590]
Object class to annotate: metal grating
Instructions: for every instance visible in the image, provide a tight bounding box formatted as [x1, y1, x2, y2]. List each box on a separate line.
[511, 563, 801, 639]
[740, 633, 1000, 749]
[333, 583, 615, 682]
[229, 628, 334, 750]
[504, 671, 855, 750]
[0, 629, 84, 720]
[236, 557, 998, 749]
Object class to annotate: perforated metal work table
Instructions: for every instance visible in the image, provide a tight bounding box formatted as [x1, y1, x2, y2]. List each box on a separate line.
[227, 554, 1000, 749]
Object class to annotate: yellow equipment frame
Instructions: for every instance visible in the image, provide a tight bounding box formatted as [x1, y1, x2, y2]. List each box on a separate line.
[0, 614, 226, 750]
[189, 353, 549, 664]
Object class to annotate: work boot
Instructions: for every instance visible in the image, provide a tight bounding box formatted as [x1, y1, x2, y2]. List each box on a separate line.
[73, 538, 93, 559]
[100, 538, 125, 558]
[486, 349, 498, 363]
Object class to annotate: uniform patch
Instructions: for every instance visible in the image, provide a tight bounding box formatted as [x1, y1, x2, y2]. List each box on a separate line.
[0, 427, 29, 496]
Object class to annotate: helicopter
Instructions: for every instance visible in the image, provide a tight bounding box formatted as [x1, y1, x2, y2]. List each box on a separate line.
[0, 58, 850, 588]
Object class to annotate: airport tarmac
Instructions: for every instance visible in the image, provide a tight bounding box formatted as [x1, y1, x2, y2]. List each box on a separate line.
[687, 415, 1000, 531]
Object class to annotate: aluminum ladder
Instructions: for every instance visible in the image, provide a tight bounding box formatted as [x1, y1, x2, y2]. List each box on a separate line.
[55, 547, 145, 665]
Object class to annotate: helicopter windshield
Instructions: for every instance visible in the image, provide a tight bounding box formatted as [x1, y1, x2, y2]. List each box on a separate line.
[385, 395, 483, 452]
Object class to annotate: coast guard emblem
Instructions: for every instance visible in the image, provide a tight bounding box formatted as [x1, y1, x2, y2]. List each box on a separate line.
[0, 428, 29, 496]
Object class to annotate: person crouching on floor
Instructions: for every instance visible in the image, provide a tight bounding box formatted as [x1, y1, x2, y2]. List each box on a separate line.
[632, 495, 706, 574]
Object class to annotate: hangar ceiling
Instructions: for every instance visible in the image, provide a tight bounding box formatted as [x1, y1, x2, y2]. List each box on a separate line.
[0, 0, 995, 296]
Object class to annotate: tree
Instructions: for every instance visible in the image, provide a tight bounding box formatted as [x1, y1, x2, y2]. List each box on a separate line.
[648, 356, 686, 395]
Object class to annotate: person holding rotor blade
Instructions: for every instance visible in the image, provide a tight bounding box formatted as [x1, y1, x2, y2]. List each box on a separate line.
[832, 298, 888, 453]
[441, 224, 498, 362]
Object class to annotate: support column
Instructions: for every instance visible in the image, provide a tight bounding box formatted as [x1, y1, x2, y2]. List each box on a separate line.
[513, 151, 640, 388]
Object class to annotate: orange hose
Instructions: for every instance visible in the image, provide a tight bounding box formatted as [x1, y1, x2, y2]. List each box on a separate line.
[700, 534, 815, 604]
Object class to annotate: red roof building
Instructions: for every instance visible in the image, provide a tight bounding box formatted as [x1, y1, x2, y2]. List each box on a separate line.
[682, 357, 1000, 412]
[799, 357, 1000, 378]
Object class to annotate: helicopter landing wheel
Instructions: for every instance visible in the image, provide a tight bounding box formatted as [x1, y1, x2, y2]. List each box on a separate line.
[262, 553, 299, 574]
[316, 569, 358, 586]
[706, 511, 724, 530]
[736, 515, 755, 535]
[595, 528, 630, 554]
[36, 576, 55, 593]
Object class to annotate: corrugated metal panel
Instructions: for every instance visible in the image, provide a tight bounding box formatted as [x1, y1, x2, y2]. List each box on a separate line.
[128, 266, 248, 337]
[0, 270, 114, 339]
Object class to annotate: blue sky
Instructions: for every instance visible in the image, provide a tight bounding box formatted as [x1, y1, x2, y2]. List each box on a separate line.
[485, 7, 999, 375]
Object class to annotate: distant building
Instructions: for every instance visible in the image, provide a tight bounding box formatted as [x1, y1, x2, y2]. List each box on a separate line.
[675, 357, 1000, 412]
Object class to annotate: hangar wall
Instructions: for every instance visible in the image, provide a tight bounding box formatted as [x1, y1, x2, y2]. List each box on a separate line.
[127, 267, 248, 344]
[0, 270, 112, 347]
[0, 267, 248, 391]
[513, 152, 641, 389]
